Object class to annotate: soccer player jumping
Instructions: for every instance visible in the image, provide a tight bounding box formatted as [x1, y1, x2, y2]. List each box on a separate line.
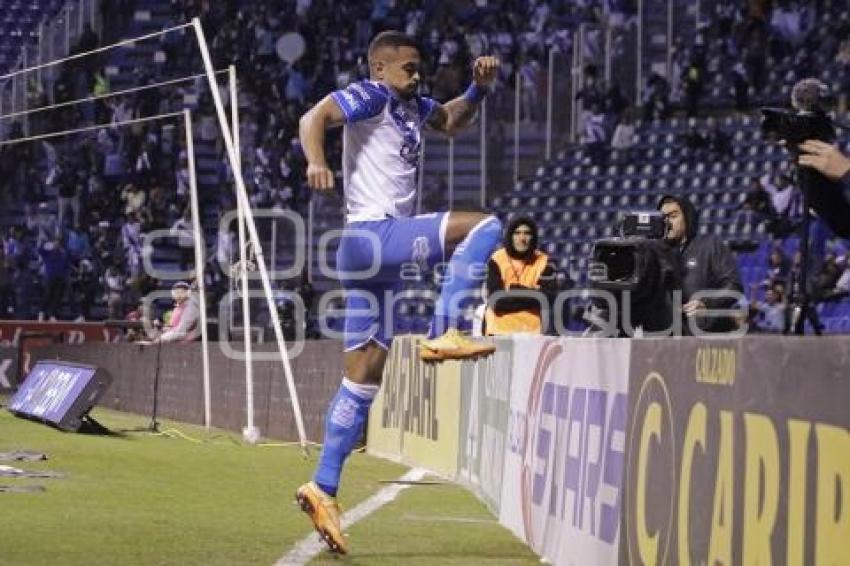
[295, 31, 501, 553]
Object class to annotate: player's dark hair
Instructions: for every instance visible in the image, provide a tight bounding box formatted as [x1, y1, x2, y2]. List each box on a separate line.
[367, 31, 420, 62]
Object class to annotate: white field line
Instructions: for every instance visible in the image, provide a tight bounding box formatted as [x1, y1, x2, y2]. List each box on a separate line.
[401, 514, 497, 524]
[275, 467, 429, 565]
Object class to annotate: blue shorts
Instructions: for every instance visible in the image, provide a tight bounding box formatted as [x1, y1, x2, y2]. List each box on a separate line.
[336, 213, 448, 351]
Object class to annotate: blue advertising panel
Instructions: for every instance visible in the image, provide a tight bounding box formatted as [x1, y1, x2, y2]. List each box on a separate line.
[8, 361, 109, 430]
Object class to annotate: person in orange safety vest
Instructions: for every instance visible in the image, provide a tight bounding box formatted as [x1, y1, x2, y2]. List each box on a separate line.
[484, 216, 557, 335]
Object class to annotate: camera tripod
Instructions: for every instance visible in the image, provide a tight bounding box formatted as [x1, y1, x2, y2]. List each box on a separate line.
[785, 165, 823, 336]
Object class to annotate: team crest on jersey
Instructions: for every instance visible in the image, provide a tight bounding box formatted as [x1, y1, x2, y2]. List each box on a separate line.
[411, 236, 430, 271]
[389, 98, 422, 165]
[399, 140, 421, 164]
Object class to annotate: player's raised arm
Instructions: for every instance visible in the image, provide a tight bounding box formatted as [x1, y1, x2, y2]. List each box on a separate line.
[299, 95, 346, 191]
[427, 55, 500, 136]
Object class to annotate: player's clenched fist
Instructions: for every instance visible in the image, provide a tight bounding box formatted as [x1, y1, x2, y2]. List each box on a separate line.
[306, 162, 335, 191]
[472, 56, 500, 88]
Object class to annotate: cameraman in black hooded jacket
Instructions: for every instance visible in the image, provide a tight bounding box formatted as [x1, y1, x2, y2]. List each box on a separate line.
[658, 195, 744, 334]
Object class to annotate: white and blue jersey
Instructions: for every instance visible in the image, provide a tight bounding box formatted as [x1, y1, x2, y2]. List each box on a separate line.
[331, 80, 438, 222]
[329, 80, 447, 350]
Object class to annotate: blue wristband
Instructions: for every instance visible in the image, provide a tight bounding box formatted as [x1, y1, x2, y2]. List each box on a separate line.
[462, 83, 488, 104]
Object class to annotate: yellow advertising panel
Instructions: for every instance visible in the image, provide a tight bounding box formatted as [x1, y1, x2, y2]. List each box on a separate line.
[367, 336, 461, 477]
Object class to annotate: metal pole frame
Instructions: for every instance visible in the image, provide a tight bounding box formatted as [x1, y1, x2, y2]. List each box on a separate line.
[78, 0, 85, 36]
[230, 65, 259, 443]
[182, 108, 213, 429]
[192, 19, 308, 450]
[65, 4, 71, 55]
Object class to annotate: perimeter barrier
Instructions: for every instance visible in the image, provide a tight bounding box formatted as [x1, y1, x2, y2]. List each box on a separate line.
[368, 335, 850, 565]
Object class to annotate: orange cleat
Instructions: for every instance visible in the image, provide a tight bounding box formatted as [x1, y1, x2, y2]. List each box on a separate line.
[418, 328, 496, 362]
[295, 481, 348, 554]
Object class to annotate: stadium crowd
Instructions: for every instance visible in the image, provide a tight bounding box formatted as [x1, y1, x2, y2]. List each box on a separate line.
[1, 0, 849, 336]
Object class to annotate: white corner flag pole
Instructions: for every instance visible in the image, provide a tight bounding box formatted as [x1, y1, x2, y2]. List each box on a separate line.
[183, 109, 213, 429]
[230, 65, 259, 444]
[192, 18, 308, 451]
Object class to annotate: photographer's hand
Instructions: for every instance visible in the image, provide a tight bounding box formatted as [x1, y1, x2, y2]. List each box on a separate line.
[798, 140, 850, 181]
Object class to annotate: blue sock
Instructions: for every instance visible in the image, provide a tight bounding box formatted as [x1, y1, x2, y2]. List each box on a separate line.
[430, 216, 502, 338]
[314, 378, 379, 497]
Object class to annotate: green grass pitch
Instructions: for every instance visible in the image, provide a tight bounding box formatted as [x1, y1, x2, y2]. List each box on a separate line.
[0, 404, 538, 565]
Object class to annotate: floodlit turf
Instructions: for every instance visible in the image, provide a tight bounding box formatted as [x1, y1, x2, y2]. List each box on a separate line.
[0, 404, 538, 565]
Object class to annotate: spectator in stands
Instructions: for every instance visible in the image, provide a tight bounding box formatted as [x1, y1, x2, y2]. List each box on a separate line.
[484, 216, 557, 336]
[834, 259, 850, 297]
[170, 209, 195, 272]
[658, 194, 744, 334]
[611, 108, 637, 162]
[72, 259, 98, 321]
[761, 173, 798, 216]
[121, 213, 144, 277]
[148, 184, 171, 229]
[39, 237, 71, 320]
[814, 253, 843, 301]
[56, 158, 82, 229]
[103, 261, 126, 320]
[740, 177, 776, 219]
[582, 102, 608, 167]
[642, 73, 670, 120]
[604, 83, 628, 121]
[152, 281, 200, 344]
[0, 244, 10, 318]
[65, 224, 92, 263]
[133, 141, 156, 187]
[682, 59, 705, 117]
[763, 247, 790, 289]
[707, 119, 733, 160]
[749, 285, 786, 333]
[121, 183, 147, 218]
[3, 226, 22, 266]
[731, 61, 750, 111]
[24, 204, 57, 245]
[13, 255, 37, 320]
[576, 64, 605, 110]
[760, 172, 801, 236]
[124, 299, 150, 342]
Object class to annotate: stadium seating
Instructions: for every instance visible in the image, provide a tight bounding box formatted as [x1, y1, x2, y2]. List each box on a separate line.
[2, 0, 848, 337]
[0, 1, 64, 75]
